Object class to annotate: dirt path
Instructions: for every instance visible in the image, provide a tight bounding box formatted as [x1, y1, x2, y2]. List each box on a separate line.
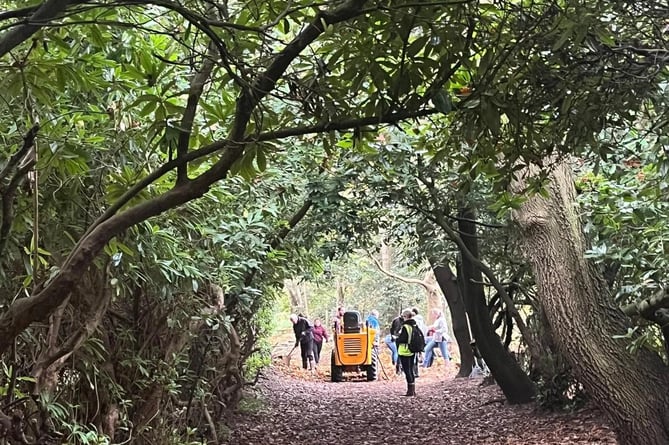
[222, 344, 616, 445]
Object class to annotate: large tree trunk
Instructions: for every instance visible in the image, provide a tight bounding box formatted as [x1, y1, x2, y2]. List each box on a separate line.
[458, 207, 536, 403]
[422, 270, 442, 315]
[430, 260, 474, 377]
[513, 162, 669, 444]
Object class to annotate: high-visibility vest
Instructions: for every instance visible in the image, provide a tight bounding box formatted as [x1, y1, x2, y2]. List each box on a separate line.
[398, 324, 414, 356]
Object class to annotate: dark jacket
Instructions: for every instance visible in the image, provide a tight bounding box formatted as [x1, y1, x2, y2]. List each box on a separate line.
[312, 325, 329, 344]
[390, 316, 403, 337]
[293, 317, 313, 343]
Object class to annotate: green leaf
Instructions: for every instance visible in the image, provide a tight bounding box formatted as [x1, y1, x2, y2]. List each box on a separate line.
[481, 102, 500, 136]
[256, 148, 267, 172]
[553, 28, 572, 51]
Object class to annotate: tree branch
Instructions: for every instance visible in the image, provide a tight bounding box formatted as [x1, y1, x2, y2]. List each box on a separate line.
[0, 125, 39, 257]
[369, 254, 436, 293]
[229, 0, 370, 141]
[0, 0, 372, 356]
[254, 108, 437, 142]
[79, 107, 437, 244]
[621, 287, 669, 321]
[0, 124, 38, 182]
[176, 41, 218, 185]
[0, 0, 72, 58]
[242, 199, 313, 288]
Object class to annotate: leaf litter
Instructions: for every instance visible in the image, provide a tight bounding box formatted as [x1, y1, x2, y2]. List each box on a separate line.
[224, 342, 616, 445]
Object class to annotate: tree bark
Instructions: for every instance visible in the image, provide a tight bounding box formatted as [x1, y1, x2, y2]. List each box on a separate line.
[430, 260, 474, 377]
[285, 278, 308, 315]
[458, 207, 536, 403]
[380, 242, 393, 270]
[423, 270, 442, 315]
[512, 162, 669, 444]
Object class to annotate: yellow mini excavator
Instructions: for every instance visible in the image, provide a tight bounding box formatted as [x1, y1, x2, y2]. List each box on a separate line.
[330, 311, 378, 382]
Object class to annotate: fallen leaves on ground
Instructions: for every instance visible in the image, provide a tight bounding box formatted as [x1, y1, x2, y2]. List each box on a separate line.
[224, 344, 616, 445]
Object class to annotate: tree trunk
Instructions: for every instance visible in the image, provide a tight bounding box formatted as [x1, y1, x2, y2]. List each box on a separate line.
[380, 242, 393, 270]
[335, 277, 346, 306]
[423, 270, 442, 315]
[430, 260, 474, 377]
[513, 162, 669, 444]
[284, 279, 308, 315]
[458, 207, 536, 403]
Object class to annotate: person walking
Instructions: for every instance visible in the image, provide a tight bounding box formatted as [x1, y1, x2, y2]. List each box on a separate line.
[311, 318, 329, 366]
[290, 314, 315, 371]
[396, 309, 419, 396]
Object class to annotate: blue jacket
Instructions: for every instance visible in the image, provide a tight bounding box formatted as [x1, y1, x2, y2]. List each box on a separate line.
[366, 314, 380, 330]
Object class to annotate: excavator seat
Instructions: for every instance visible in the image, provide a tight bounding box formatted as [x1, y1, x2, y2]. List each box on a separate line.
[343, 311, 361, 333]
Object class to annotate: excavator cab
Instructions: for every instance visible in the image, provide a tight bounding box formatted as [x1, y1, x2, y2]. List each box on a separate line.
[331, 311, 379, 382]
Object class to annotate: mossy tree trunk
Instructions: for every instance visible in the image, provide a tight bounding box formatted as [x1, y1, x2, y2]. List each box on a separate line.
[513, 162, 669, 444]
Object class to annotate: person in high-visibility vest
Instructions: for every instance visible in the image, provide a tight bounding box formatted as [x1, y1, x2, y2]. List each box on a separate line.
[396, 308, 418, 396]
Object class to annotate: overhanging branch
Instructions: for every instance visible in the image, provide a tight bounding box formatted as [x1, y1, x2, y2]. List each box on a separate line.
[369, 254, 436, 293]
[0, 0, 373, 356]
[0, 0, 72, 58]
[621, 287, 669, 323]
[81, 107, 437, 240]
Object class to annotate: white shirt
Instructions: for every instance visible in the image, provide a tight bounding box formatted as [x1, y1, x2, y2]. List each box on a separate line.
[432, 315, 449, 342]
[413, 314, 427, 337]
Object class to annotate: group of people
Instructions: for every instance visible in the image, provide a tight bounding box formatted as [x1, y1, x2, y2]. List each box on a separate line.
[384, 307, 451, 396]
[289, 313, 329, 371]
[290, 306, 382, 371]
[290, 305, 451, 397]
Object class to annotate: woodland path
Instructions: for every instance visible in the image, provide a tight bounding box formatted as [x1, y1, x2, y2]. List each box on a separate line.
[222, 343, 616, 445]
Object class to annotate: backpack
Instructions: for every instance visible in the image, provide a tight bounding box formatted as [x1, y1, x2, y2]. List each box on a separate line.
[407, 324, 426, 353]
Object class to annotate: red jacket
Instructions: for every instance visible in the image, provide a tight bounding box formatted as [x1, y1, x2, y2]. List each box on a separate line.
[312, 325, 329, 344]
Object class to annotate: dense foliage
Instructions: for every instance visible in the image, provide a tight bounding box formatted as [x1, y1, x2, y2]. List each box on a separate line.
[0, 0, 667, 443]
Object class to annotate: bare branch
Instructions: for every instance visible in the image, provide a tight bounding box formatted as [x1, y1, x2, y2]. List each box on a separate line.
[369, 254, 436, 293]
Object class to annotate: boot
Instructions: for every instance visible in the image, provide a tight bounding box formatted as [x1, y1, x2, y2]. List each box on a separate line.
[404, 383, 416, 396]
